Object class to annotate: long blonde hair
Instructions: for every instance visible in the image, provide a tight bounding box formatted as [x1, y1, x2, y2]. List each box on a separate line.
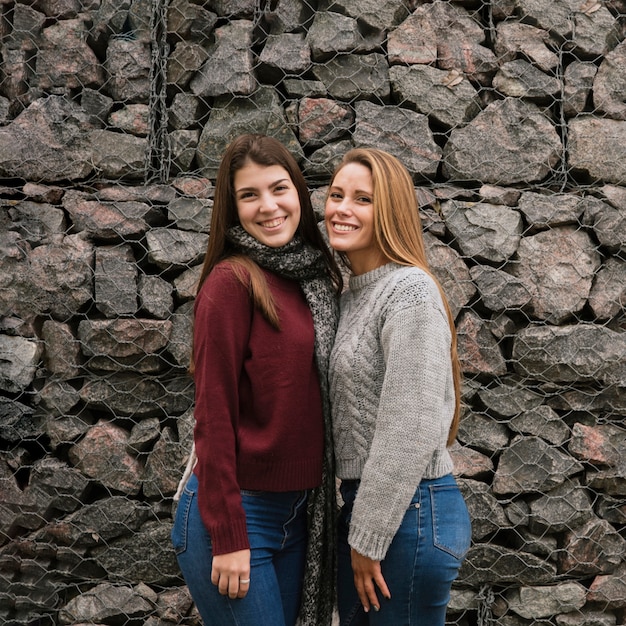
[330, 148, 462, 445]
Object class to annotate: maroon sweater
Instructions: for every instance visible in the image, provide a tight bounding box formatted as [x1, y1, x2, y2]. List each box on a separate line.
[192, 261, 324, 555]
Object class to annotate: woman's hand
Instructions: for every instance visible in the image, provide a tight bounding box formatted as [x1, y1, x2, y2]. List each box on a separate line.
[211, 549, 251, 599]
[351, 548, 391, 612]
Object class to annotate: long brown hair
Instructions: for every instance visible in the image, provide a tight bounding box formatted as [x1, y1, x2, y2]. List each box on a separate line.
[329, 148, 462, 445]
[191, 134, 342, 370]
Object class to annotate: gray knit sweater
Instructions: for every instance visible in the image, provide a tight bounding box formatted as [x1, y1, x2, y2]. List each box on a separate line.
[329, 263, 456, 561]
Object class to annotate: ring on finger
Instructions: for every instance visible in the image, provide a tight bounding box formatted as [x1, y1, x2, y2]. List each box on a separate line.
[240, 578, 250, 584]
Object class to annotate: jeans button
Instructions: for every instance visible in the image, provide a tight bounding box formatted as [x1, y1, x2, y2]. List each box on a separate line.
[414, 502, 420, 509]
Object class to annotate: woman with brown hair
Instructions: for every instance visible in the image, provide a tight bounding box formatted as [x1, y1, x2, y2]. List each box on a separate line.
[325, 147, 471, 625]
[172, 134, 342, 626]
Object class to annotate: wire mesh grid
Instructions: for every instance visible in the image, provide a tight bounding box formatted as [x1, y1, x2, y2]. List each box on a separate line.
[0, 0, 625, 624]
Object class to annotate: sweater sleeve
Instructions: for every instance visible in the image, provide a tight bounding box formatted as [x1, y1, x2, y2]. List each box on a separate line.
[192, 264, 251, 555]
[348, 281, 454, 561]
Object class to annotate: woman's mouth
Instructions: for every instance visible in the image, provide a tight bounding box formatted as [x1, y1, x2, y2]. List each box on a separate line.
[259, 217, 286, 228]
[333, 223, 358, 232]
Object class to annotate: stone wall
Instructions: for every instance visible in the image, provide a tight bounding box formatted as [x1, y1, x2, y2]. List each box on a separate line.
[1, 1, 625, 625]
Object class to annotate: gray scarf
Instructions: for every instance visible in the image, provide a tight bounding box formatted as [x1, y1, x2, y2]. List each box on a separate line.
[227, 226, 338, 626]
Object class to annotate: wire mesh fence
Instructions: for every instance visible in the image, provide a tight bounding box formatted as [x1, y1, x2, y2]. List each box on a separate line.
[1, 0, 625, 624]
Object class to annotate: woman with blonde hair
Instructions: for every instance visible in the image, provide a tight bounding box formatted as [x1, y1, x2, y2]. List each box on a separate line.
[172, 134, 342, 626]
[325, 147, 470, 625]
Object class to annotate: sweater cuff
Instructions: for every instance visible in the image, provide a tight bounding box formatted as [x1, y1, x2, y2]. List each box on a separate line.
[348, 524, 394, 562]
[209, 517, 250, 556]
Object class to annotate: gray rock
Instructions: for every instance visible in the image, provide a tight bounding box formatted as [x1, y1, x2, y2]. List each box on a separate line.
[36, 19, 104, 91]
[0, 96, 95, 182]
[8, 4, 46, 50]
[442, 200, 522, 263]
[470, 265, 532, 312]
[478, 382, 544, 417]
[298, 97, 353, 148]
[146, 228, 207, 271]
[169, 129, 200, 174]
[143, 426, 190, 498]
[167, 0, 217, 43]
[138, 275, 174, 319]
[196, 87, 302, 178]
[6, 200, 66, 246]
[493, 436, 583, 495]
[324, 0, 411, 31]
[258, 32, 311, 80]
[509, 405, 570, 446]
[168, 92, 201, 129]
[78, 318, 172, 372]
[517, 191, 585, 229]
[79, 373, 193, 418]
[36, 380, 82, 418]
[583, 195, 626, 254]
[510, 227, 600, 323]
[190, 21, 256, 97]
[568, 117, 626, 185]
[105, 38, 151, 102]
[58, 582, 156, 624]
[443, 98, 562, 185]
[505, 582, 586, 619]
[91, 520, 180, 584]
[556, 610, 617, 626]
[40, 496, 151, 547]
[69, 420, 144, 495]
[513, 324, 626, 386]
[421, 1, 498, 84]
[390, 64, 481, 129]
[0, 396, 40, 442]
[29, 234, 94, 320]
[457, 412, 510, 454]
[558, 517, 626, 576]
[128, 417, 161, 453]
[515, 0, 620, 59]
[493, 60, 561, 103]
[594, 40, 626, 120]
[63, 192, 165, 240]
[353, 101, 442, 180]
[456, 310, 507, 377]
[457, 478, 510, 540]
[307, 11, 383, 59]
[563, 61, 597, 118]
[312, 53, 390, 101]
[494, 22, 558, 71]
[173, 265, 202, 301]
[89, 130, 149, 180]
[167, 42, 209, 88]
[108, 104, 150, 136]
[528, 480, 594, 533]
[266, 0, 313, 34]
[459, 543, 557, 585]
[94, 245, 138, 318]
[424, 232, 476, 318]
[387, 9, 437, 65]
[41, 320, 82, 379]
[168, 197, 212, 233]
[167, 301, 194, 368]
[589, 257, 626, 320]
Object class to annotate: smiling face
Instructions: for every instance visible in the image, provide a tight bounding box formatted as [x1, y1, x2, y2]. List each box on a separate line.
[325, 161, 387, 275]
[234, 161, 301, 247]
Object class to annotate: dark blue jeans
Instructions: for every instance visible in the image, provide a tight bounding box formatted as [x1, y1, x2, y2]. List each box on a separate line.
[171, 473, 308, 626]
[337, 474, 471, 626]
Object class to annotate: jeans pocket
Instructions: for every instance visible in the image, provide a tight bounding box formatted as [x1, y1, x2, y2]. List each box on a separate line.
[430, 484, 471, 560]
[171, 482, 195, 556]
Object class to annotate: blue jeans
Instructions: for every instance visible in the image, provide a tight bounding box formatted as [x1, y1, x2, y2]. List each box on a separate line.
[337, 474, 471, 626]
[171, 473, 308, 626]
